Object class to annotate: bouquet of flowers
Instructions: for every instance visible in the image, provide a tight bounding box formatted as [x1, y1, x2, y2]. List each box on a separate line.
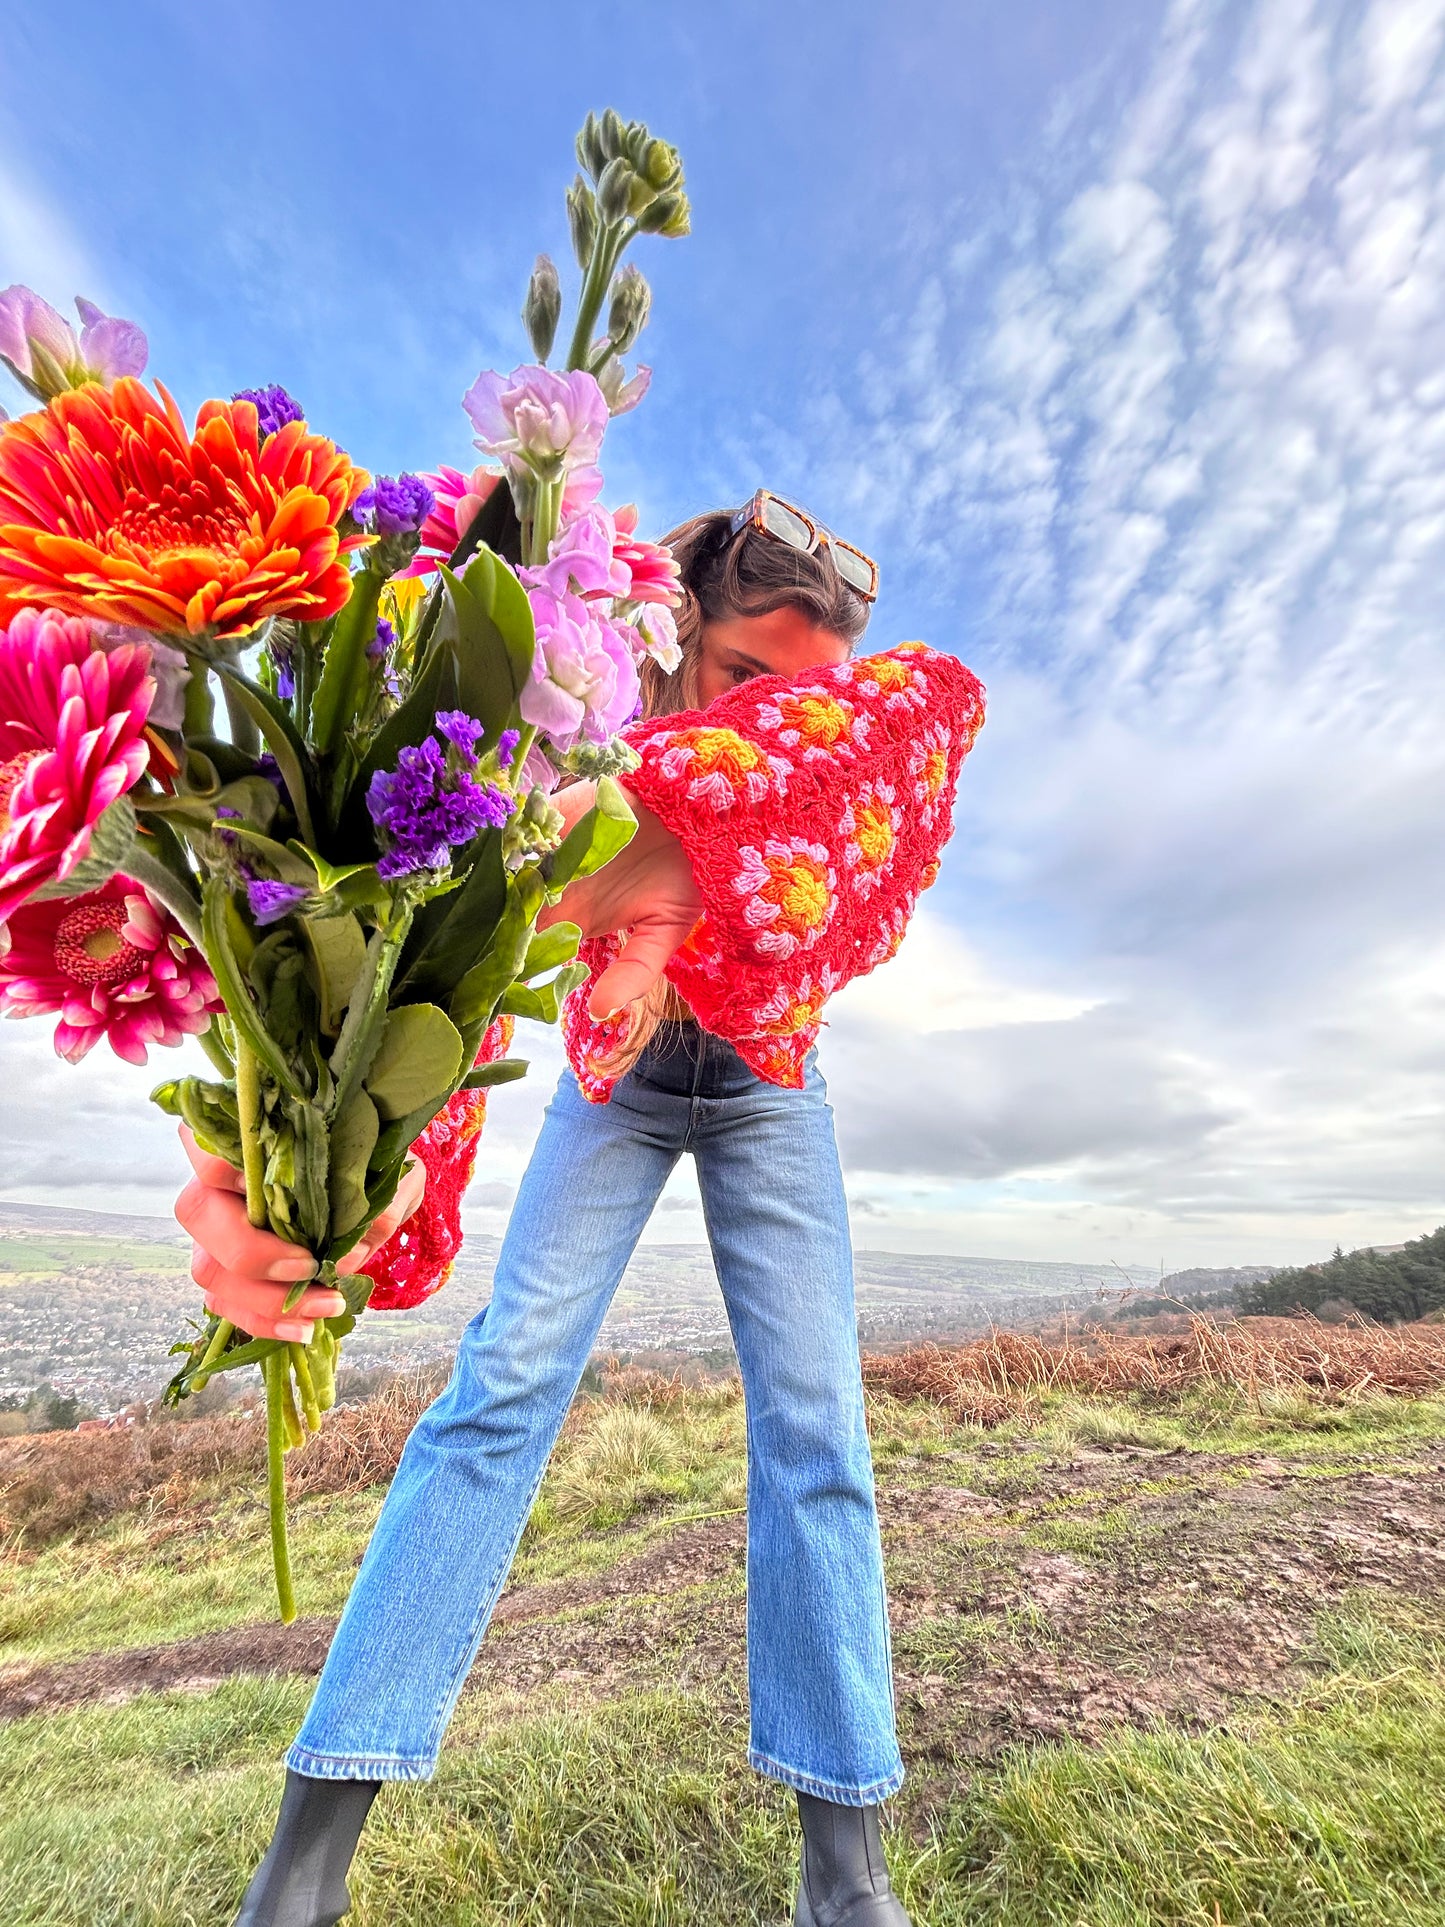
[0, 110, 690, 1618]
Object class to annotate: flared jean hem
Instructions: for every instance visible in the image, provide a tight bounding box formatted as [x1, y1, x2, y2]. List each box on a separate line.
[748, 1747, 906, 1805]
[283, 1741, 905, 1806]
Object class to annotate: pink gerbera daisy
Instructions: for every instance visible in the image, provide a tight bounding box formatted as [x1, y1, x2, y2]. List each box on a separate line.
[0, 608, 155, 923]
[0, 877, 221, 1064]
[611, 504, 681, 606]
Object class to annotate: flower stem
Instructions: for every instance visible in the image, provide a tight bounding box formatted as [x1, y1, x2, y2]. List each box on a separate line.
[234, 1038, 269, 1230]
[290, 1342, 321, 1432]
[264, 1350, 296, 1623]
[190, 1316, 233, 1393]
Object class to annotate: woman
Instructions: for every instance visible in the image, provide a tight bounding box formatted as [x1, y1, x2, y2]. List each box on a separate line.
[180, 501, 986, 1927]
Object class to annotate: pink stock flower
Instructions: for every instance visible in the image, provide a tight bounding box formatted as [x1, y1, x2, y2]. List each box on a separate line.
[0, 609, 155, 923]
[611, 504, 681, 606]
[595, 356, 651, 417]
[0, 877, 221, 1064]
[519, 580, 640, 750]
[399, 464, 504, 577]
[462, 364, 610, 482]
[534, 504, 631, 601]
[0, 286, 148, 400]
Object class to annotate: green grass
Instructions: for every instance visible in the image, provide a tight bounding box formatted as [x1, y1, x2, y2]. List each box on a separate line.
[0, 1597, 1442, 1924]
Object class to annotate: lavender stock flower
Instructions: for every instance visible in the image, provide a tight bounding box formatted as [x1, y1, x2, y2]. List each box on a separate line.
[232, 384, 305, 438]
[366, 734, 515, 880]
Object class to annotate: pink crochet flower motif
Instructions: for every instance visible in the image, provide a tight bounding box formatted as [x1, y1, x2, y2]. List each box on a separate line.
[851, 649, 929, 714]
[755, 686, 870, 764]
[732, 836, 837, 960]
[907, 723, 953, 831]
[749, 963, 844, 1037]
[0, 608, 155, 924]
[0, 877, 222, 1064]
[650, 724, 792, 810]
[838, 780, 903, 897]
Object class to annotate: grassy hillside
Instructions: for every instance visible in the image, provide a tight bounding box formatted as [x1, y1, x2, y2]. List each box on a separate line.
[0, 1340, 1443, 1925]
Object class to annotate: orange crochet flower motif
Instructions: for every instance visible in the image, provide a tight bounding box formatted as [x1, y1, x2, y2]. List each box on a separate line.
[756, 688, 867, 762]
[840, 780, 902, 895]
[752, 965, 842, 1037]
[734, 836, 836, 959]
[854, 647, 927, 713]
[0, 378, 369, 638]
[656, 724, 790, 808]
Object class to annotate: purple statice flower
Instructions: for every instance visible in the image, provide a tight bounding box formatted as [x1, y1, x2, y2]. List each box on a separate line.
[497, 728, 521, 769]
[352, 474, 435, 539]
[213, 804, 242, 851]
[267, 627, 296, 700]
[246, 878, 310, 925]
[367, 617, 397, 661]
[366, 734, 515, 880]
[233, 384, 305, 439]
[435, 709, 485, 760]
[256, 752, 284, 791]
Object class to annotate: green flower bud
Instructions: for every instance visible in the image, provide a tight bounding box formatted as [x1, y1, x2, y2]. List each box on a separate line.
[576, 112, 606, 180]
[605, 264, 652, 355]
[566, 176, 598, 270]
[597, 154, 635, 225]
[635, 190, 691, 238]
[600, 108, 627, 161]
[622, 120, 651, 169]
[523, 253, 562, 363]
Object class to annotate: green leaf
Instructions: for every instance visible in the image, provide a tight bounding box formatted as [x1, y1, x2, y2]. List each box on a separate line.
[436, 564, 522, 745]
[519, 921, 581, 980]
[310, 568, 384, 758]
[394, 827, 507, 1003]
[200, 879, 304, 1099]
[228, 827, 316, 884]
[481, 549, 537, 695]
[299, 911, 368, 1034]
[30, 795, 136, 901]
[214, 665, 318, 847]
[448, 869, 547, 1030]
[363, 1002, 464, 1121]
[328, 1087, 380, 1240]
[542, 775, 636, 894]
[287, 843, 374, 893]
[497, 957, 588, 1025]
[460, 1056, 530, 1090]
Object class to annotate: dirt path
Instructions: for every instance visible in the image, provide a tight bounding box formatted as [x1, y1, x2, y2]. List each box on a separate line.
[0, 1514, 747, 1720]
[4, 1448, 1443, 1763]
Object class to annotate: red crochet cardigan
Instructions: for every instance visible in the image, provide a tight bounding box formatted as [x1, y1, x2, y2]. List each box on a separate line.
[368, 640, 985, 1302]
[563, 640, 985, 1099]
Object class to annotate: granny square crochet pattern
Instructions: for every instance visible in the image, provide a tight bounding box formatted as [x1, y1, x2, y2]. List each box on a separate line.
[563, 640, 986, 1102]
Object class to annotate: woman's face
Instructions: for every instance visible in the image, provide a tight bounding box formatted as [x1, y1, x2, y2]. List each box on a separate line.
[696, 606, 850, 707]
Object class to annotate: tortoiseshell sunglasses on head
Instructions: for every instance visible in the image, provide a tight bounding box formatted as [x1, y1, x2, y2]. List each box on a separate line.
[728, 488, 879, 602]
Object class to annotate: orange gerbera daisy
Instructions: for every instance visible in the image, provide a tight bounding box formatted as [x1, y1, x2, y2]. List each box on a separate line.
[0, 377, 369, 640]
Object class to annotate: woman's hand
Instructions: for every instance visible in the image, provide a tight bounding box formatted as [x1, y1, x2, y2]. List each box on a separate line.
[174, 1126, 427, 1342]
[538, 780, 702, 1019]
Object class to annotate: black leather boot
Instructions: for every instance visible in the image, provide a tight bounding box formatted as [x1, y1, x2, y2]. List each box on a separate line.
[793, 1791, 912, 1926]
[232, 1770, 382, 1927]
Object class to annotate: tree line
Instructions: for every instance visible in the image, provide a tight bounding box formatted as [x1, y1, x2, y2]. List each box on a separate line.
[1237, 1225, 1445, 1324]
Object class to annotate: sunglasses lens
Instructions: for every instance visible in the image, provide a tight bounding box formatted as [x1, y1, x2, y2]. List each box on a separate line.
[760, 497, 815, 550]
[832, 545, 876, 596]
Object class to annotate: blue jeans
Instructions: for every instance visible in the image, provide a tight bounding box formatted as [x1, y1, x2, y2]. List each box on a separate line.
[287, 1021, 904, 1805]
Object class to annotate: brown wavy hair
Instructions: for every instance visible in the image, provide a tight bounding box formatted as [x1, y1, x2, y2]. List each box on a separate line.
[586, 505, 872, 1083]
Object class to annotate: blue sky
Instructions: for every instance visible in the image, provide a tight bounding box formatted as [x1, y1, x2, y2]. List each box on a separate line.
[2, 0, 1443, 1269]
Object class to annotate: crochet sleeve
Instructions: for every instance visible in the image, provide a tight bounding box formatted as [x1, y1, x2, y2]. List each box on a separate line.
[563, 642, 985, 1098]
[364, 1015, 515, 1310]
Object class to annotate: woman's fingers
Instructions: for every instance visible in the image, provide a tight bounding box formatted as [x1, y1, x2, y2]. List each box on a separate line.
[587, 911, 701, 1018]
[176, 1176, 318, 1284]
[178, 1123, 246, 1195]
[338, 1158, 428, 1274]
[191, 1245, 345, 1342]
